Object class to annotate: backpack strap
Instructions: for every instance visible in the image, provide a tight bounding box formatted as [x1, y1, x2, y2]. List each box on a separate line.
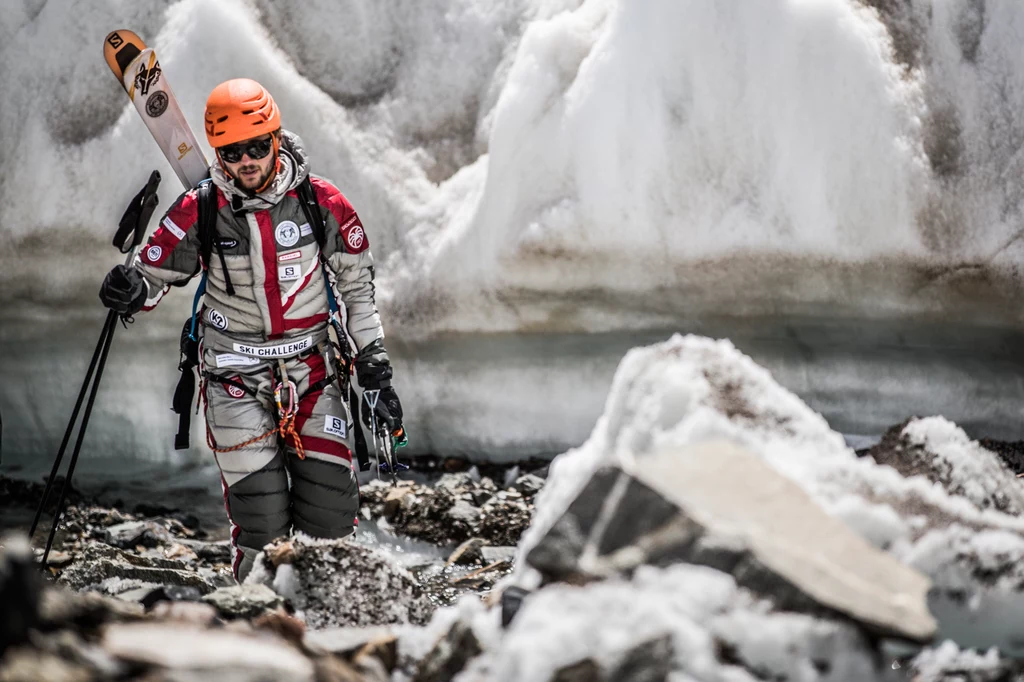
[295, 175, 371, 472]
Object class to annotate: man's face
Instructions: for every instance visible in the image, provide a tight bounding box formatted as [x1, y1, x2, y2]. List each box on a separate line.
[219, 134, 276, 191]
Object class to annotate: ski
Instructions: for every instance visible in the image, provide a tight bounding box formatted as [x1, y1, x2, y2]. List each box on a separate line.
[103, 29, 208, 189]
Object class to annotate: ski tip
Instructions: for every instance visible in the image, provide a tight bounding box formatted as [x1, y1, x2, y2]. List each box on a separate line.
[104, 29, 147, 84]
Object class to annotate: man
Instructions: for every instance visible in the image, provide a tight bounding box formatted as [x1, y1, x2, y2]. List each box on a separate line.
[98, 78, 405, 582]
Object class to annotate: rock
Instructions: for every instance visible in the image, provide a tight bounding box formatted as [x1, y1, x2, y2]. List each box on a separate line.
[413, 619, 482, 682]
[313, 655, 371, 682]
[45, 550, 74, 568]
[0, 534, 42, 657]
[514, 473, 546, 497]
[0, 646, 97, 682]
[149, 600, 219, 627]
[868, 417, 1024, 514]
[383, 485, 416, 517]
[470, 489, 494, 506]
[501, 585, 530, 628]
[274, 537, 433, 629]
[57, 542, 214, 595]
[608, 635, 673, 682]
[117, 584, 204, 608]
[305, 625, 396, 658]
[179, 538, 232, 564]
[268, 539, 298, 567]
[481, 546, 516, 564]
[37, 588, 146, 631]
[436, 473, 474, 493]
[527, 440, 937, 643]
[253, 609, 306, 646]
[163, 543, 198, 562]
[446, 538, 486, 566]
[202, 584, 283, 619]
[445, 500, 482, 526]
[104, 520, 171, 549]
[102, 622, 316, 681]
[354, 632, 399, 673]
[550, 658, 602, 682]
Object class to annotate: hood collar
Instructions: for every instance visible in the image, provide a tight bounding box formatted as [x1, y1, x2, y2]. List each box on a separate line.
[210, 130, 310, 211]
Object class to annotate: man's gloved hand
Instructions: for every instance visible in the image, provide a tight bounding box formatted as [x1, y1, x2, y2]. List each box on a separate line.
[99, 264, 146, 316]
[362, 385, 404, 435]
[356, 355, 404, 437]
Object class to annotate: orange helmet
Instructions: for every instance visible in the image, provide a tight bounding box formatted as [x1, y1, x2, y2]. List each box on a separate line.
[204, 78, 281, 148]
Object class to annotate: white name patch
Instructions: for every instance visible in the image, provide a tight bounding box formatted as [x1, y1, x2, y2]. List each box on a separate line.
[279, 263, 301, 282]
[324, 416, 347, 439]
[162, 217, 186, 240]
[215, 353, 261, 368]
[278, 250, 302, 263]
[233, 336, 313, 358]
[300, 222, 313, 237]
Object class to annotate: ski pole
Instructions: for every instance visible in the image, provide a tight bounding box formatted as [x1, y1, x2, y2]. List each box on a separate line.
[29, 172, 160, 566]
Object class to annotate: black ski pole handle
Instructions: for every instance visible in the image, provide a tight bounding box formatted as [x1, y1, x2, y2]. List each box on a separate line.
[113, 170, 161, 255]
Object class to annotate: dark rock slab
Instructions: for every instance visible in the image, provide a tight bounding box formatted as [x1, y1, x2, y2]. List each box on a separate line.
[527, 440, 936, 643]
[413, 619, 482, 682]
[202, 584, 283, 619]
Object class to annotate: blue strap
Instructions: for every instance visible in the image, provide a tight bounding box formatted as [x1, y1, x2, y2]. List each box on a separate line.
[188, 273, 207, 342]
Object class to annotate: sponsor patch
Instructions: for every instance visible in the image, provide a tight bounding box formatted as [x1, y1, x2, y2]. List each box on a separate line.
[324, 416, 347, 439]
[215, 353, 261, 368]
[233, 336, 313, 358]
[299, 222, 313, 237]
[206, 308, 228, 330]
[223, 377, 246, 399]
[275, 220, 300, 248]
[162, 217, 185, 240]
[146, 90, 168, 117]
[279, 264, 301, 282]
[218, 238, 239, 249]
[145, 245, 162, 262]
[345, 225, 365, 252]
[278, 250, 302, 263]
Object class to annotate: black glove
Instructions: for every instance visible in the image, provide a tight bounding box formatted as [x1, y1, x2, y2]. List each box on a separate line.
[99, 264, 146, 316]
[362, 385, 404, 435]
[356, 357, 403, 433]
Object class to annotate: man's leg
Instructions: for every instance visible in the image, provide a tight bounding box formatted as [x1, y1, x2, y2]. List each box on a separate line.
[286, 353, 359, 539]
[205, 375, 290, 581]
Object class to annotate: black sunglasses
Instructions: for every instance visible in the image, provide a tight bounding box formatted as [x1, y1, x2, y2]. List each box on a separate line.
[219, 136, 274, 164]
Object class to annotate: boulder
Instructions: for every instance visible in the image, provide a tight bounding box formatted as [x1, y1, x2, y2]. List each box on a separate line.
[202, 584, 283, 619]
[262, 537, 433, 629]
[103, 520, 171, 549]
[527, 440, 936, 642]
[868, 417, 1024, 514]
[413, 619, 482, 682]
[57, 542, 214, 595]
[102, 622, 316, 681]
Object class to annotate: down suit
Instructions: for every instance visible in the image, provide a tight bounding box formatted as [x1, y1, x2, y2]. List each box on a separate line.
[134, 131, 386, 580]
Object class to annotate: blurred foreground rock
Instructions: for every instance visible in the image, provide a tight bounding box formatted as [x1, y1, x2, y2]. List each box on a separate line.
[527, 440, 936, 642]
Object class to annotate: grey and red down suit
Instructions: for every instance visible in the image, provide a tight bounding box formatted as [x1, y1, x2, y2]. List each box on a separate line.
[134, 131, 387, 581]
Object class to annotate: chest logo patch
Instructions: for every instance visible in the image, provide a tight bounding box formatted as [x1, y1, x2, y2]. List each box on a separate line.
[218, 238, 239, 249]
[346, 225, 365, 251]
[278, 250, 302, 263]
[279, 263, 301, 282]
[206, 308, 228, 330]
[275, 220, 300, 248]
[223, 377, 246, 399]
[145, 245, 162, 262]
[324, 416, 347, 439]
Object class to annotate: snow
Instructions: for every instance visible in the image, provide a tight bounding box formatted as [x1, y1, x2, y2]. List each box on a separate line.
[486, 334, 1024, 677]
[2, 0, 1023, 329]
[901, 416, 1024, 513]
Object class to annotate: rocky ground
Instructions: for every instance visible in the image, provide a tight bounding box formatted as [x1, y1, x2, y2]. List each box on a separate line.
[0, 462, 547, 681]
[6, 402, 1024, 681]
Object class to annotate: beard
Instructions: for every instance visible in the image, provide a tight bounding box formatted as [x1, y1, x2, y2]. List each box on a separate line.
[233, 159, 276, 194]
